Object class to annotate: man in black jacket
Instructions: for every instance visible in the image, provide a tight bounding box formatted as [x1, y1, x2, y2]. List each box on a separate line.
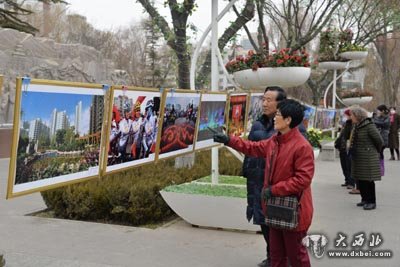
[243, 86, 286, 267]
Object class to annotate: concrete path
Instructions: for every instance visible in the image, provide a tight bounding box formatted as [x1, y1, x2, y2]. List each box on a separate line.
[0, 155, 399, 267]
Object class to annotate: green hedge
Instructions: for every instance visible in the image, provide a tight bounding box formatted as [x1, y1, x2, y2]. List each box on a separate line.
[41, 148, 242, 226]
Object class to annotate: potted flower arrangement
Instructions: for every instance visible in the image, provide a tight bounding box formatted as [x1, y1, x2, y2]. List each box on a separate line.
[338, 29, 368, 60]
[306, 128, 322, 159]
[225, 48, 311, 90]
[340, 88, 373, 106]
[160, 175, 260, 231]
[317, 28, 350, 70]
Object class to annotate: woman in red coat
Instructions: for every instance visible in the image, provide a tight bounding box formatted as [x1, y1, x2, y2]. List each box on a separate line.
[214, 99, 314, 267]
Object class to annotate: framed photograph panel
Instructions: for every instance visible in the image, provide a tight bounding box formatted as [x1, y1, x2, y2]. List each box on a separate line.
[156, 89, 200, 160]
[227, 93, 248, 137]
[315, 108, 336, 130]
[104, 86, 162, 174]
[7, 78, 106, 198]
[195, 92, 227, 150]
[246, 92, 264, 134]
[303, 104, 317, 129]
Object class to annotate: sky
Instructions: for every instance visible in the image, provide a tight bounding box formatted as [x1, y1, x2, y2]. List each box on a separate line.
[65, 0, 257, 42]
[21, 91, 92, 134]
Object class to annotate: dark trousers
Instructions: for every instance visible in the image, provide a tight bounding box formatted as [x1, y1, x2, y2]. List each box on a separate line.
[339, 152, 354, 186]
[261, 224, 270, 259]
[390, 148, 400, 159]
[269, 228, 310, 267]
[359, 180, 376, 204]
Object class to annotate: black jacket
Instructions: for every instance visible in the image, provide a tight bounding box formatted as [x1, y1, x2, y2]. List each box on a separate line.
[242, 115, 275, 225]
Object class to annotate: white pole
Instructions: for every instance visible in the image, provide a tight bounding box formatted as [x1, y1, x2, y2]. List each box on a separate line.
[332, 69, 337, 161]
[211, 0, 219, 184]
[189, 0, 240, 90]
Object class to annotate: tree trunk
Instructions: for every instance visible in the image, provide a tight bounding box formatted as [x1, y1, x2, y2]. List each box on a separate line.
[196, 0, 255, 88]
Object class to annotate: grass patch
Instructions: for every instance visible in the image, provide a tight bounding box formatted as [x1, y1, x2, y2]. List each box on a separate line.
[196, 175, 246, 185]
[163, 183, 246, 198]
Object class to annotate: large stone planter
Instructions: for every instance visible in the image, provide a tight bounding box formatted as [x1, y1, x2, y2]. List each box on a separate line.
[342, 96, 373, 106]
[318, 61, 348, 70]
[160, 190, 259, 232]
[233, 67, 311, 90]
[339, 51, 368, 61]
[313, 148, 320, 159]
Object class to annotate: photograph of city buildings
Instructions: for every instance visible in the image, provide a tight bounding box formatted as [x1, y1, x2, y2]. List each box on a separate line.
[246, 93, 263, 134]
[13, 89, 105, 190]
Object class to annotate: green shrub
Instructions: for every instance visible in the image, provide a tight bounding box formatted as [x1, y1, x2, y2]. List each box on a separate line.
[41, 148, 242, 226]
[164, 183, 247, 198]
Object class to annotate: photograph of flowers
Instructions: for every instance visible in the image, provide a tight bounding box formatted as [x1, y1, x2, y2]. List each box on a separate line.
[227, 94, 248, 137]
[246, 93, 264, 134]
[157, 90, 200, 159]
[315, 109, 336, 130]
[105, 88, 161, 173]
[7, 80, 105, 198]
[195, 93, 227, 150]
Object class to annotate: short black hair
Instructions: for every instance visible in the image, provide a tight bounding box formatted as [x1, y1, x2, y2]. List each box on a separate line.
[377, 104, 389, 113]
[264, 86, 287, 101]
[277, 99, 305, 129]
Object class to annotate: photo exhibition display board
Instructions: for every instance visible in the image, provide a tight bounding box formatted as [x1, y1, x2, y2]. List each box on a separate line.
[195, 92, 227, 150]
[303, 104, 317, 129]
[246, 93, 264, 134]
[7, 78, 106, 198]
[156, 90, 200, 160]
[104, 87, 162, 174]
[227, 94, 248, 137]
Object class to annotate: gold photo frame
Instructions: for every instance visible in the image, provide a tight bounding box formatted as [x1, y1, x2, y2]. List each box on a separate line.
[194, 91, 227, 151]
[7, 78, 107, 198]
[155, 89, 201, 160]
[101, 85, 163, 175]
[227, 93, 250, 137]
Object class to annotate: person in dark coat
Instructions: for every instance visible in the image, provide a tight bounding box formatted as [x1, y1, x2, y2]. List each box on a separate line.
[349, 106, 383, 210]
[373, 104, 390, 161]
[388, 107, 400, 160]
[242, 86, 286, 267]
[334, 109, 354, 188]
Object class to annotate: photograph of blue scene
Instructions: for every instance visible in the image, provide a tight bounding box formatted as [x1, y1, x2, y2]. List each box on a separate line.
[197, 101, 225, 141]
[16, 91, 104, 185]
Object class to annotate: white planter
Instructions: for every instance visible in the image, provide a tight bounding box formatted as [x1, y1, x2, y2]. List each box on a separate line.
[233, 67, 311, 90]
[341, 96, 373, 106]
[318, 61, 348, 70]
[313, 149, 320, 159]
[160, 190, 260, 232]
[339, 51, 368, 60]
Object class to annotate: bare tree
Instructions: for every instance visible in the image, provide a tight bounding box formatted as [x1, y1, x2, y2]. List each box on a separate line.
[263, 0, 345, 50]
[0, 0, 65, 34]
[136, 0, 256, 89]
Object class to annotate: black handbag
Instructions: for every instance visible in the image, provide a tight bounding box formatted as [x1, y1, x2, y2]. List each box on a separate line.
[264, 150, 301, 230]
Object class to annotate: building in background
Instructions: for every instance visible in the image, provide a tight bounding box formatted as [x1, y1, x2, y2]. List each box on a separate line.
[28, 118, 49, 143]
[50, 109, 69, 136]
[74, 101, 82, 135]
[89, 96, 104, 135]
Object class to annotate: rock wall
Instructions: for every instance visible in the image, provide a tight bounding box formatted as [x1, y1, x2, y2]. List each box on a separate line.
[0, 28, 129, 124]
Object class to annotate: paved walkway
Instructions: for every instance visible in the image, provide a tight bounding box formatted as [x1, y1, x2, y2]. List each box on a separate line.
[0, 155, 399, 267]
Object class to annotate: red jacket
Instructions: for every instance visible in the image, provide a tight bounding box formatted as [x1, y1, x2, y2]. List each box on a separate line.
[228, 127, 314, 232]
